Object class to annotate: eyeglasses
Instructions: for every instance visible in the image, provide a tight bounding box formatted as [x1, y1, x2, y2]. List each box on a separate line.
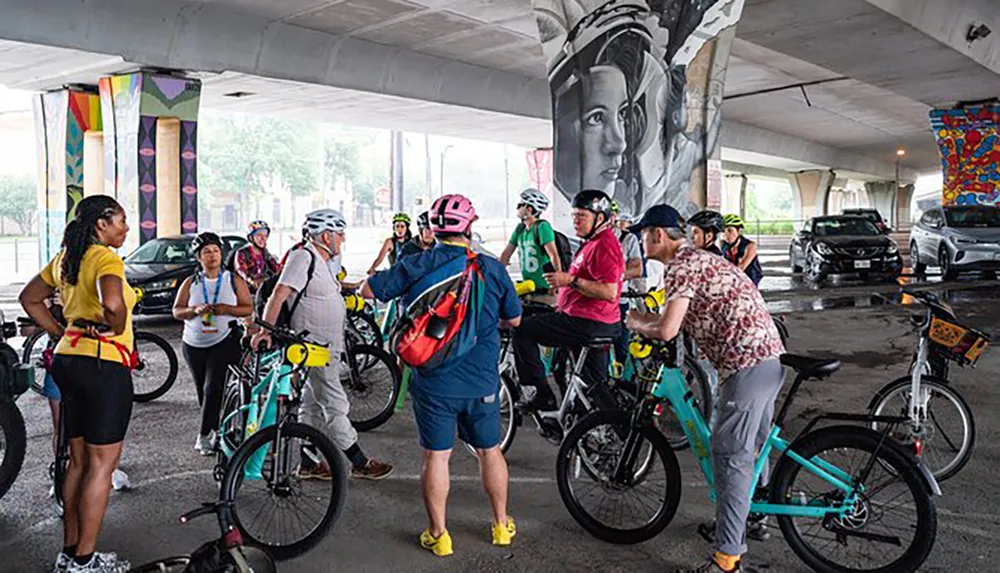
[516, 202, 527, 209]
[571, 212, 592, 220]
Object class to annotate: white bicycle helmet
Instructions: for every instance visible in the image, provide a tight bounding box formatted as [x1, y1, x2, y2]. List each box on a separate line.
[519, 187, 550, 214]
[302, 208, 347, 236]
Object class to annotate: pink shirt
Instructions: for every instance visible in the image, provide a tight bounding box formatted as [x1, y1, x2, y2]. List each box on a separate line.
[557, 227, 624, 324]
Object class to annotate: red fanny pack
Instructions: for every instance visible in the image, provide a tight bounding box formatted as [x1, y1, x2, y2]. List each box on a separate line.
[65, 331, 139, 370]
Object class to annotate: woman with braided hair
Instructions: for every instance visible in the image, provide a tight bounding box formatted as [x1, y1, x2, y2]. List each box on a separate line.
[20, 195, 136, 573]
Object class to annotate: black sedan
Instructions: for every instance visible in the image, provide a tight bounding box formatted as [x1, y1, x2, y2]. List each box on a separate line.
[789, 216, 902, 283]
[125, 234, 247, 314]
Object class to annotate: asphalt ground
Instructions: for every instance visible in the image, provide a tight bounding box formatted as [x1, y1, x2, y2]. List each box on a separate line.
[1, 262, 999, 572]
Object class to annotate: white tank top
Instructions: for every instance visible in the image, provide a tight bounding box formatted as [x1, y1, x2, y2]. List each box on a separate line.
[183, 271, 239, 348]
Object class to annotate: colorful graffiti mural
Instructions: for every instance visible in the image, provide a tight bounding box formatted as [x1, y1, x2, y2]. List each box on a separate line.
[534, 0, 745, 225]
[930, 105, 1000, 207]
[100, 71, 201, 248]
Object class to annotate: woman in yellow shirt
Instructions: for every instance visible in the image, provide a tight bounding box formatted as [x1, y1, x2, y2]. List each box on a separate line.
[20, 195, 135, 573]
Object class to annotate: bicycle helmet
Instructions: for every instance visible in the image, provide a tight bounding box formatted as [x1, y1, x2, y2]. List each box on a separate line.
[573, 190, 614, 219]
[416, 211, 430, 230]
[611, 200, 620, 214]
[392, 212, 411, 225]
[247, 220, 270, 239]
[689, 210, 725, 234]
[302, 209, 347, 236]
[429, 194, 477, 235]
[191, 231, 223, 254]
[723, 214, 745, 229]
[519, 188, 550, 214]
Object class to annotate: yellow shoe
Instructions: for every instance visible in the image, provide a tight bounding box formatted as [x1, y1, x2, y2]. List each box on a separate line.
[492, 517, 516, 546]
[420, 529, 453, 557]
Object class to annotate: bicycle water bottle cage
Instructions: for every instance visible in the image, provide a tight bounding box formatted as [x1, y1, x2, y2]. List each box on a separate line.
[426, 313, 449, 340]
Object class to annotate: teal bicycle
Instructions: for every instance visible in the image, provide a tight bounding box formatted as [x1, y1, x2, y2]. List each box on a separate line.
[556, 337, 939, 572]
[215, 319, 348, 561]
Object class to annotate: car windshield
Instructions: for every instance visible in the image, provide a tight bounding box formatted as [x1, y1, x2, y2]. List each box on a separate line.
[813, 218, 880, 237]
[847, 211, 881, 223]
[125, 239, 193, 264]
[944, 207, 1000, 228]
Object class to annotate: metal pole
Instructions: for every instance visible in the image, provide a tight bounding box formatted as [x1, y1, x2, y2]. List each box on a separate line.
[504, 144, 510, 219]
[14, 238, 19, 274]
[439, 151, 445, 198]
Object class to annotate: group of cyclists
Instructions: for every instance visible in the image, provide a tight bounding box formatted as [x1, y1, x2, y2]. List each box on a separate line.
[18, 185, 776, 573]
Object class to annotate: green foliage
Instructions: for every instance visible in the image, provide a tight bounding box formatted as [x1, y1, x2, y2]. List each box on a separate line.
[0, 174, 38, 235]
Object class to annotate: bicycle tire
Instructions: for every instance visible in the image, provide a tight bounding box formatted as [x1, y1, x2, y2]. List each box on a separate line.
[652, 355, 712, 450]
[556, 409, 681, 545]
[127, 556, 190, 572]
[868, 375, 975, 481]
[216, 379, 247, 477]
[21, 330, 50, 395]
[770, 425, 936, 573]
[238, 545, 276, 573]
[0, 398, 26, 499]
[132, 331, 179, 403]
[343, 344, 401, 432]
[222, 422, 347, 560]
[348, 311, 384, 348]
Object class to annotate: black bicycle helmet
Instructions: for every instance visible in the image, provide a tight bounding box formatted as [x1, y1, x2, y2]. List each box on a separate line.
[688, 210, 724, 234]
[572, 189, 614, 219]
[191, 231, 224, 254]
[417, 211, 430, 230]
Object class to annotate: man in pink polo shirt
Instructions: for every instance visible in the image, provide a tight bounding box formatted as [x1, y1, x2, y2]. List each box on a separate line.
[512, 189, 624, 411]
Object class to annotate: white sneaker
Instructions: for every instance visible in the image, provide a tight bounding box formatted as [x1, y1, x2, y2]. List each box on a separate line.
[52, 552, 71, 573]
[66, 552, 130, 573]
[111, 469, 131, 491]
[195, 432, 216, 455]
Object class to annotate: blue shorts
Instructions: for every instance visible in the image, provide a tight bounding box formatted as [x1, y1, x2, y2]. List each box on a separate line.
[411, 389, 501, 451]
[42, 372, 61, 400]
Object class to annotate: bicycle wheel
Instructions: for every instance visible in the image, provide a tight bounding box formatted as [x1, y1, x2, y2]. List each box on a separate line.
[238, 545, 276, 573]
[342, 344, 401, 432]
[348, 311, 384, 348]
[21, 330, 50, 395]
[462, 372, 519, 456]
[0, 399, 26, 499]
[651, 355, 712, 450]
[215, 374, 248, 479]
[132, 331, 179, 402]
[770, 425, 937, 573]
[869, 375, 974, 481]
[556, 409, 682, 545]
[222, 422, 347, 560]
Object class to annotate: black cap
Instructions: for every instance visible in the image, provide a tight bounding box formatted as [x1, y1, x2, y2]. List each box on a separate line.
[628, 204, 684, 233]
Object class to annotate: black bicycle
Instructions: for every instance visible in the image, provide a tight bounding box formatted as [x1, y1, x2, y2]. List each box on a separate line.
[0, 315, 29, 500]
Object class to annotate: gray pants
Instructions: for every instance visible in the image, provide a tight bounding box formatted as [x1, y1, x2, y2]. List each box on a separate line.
[300, 360, 358, 450]
[712, 358, 784, 556]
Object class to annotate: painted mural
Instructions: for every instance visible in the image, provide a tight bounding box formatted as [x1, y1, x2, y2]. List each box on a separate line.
[930, 106, 1000, 206]
[100, 72, 201, 249]
[534, 0, 745, 221]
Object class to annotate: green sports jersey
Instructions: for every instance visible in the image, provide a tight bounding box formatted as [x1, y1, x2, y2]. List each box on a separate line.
[509, 220, 555, 289]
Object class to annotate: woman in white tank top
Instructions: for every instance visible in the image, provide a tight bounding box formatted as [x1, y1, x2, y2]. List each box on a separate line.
[172, 233, 253, 454]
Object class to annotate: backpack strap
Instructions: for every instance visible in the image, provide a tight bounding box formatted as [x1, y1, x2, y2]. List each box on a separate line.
[286, 247, 317, 319]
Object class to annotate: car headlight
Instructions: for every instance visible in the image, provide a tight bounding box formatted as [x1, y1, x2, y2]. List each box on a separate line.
[953, 237, 979, 245]
[813, 242, 834, 256]
[886, 243, 898, 254]
[145, 278, 178, 291]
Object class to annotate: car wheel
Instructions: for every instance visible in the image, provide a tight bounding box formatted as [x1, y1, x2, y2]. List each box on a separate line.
[910, 243, 927, 275]
[789, 246, 803, 273]
[804, 252, 826, 284]
[939, 246, 958, 280]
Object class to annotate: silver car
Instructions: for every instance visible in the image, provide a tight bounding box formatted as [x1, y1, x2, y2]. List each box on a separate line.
[909, 205, 1000, 279]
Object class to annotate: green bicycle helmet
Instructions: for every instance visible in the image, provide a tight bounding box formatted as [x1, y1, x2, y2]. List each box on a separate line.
[392, 212, 411, 225]
[723, 214, 745, 229]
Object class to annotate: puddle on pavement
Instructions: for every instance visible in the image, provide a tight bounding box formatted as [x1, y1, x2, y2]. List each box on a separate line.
[768, 285, 1000, 314]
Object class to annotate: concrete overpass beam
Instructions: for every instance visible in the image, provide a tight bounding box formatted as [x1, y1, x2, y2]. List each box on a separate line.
[789, 169, 836, 220]
[864, 180, 897, 226]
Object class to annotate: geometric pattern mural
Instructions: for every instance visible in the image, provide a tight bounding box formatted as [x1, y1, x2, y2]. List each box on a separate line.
[930, 105, 1000, 207]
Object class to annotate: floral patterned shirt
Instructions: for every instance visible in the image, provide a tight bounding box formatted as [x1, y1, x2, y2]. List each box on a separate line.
[235, 244, 281, 291]
[663, 246, 784, 379]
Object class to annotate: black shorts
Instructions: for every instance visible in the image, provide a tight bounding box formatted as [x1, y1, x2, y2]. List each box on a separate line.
[50, 355, 133, 445]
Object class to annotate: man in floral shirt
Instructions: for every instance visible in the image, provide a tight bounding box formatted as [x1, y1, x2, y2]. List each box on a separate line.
[626, 205, 784, 573]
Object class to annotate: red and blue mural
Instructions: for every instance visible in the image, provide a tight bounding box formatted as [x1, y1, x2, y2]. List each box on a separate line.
[930, 106, 1000, 207]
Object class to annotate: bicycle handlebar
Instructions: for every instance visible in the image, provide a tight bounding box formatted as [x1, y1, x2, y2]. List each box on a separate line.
[253, 318, 311, 347]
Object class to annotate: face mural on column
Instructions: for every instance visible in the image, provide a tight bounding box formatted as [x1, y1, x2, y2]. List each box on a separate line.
[535, 0, 744, 220]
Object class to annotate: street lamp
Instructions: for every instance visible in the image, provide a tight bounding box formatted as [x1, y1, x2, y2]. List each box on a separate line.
[439, 145, 454, 198]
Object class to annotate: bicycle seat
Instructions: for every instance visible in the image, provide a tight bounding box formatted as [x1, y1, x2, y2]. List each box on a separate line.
[780, 354, 840, 379]
[584, 337, 616, 348]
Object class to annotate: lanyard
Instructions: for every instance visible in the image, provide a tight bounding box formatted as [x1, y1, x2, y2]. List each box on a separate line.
[200, 271, 224, 307]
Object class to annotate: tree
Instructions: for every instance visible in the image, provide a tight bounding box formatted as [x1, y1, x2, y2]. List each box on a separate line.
[0, 174, 38, 235]
[323, 136, 361, 193]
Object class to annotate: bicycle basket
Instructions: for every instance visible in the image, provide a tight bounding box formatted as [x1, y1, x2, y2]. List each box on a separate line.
[927, 316, 990, 366]
[286, 343, 330, 367]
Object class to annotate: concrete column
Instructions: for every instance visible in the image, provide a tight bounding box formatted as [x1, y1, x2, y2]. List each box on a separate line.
[929, 105, 1000, 206]
[721, 174, 746, 216]
[99, 71, 201, 252]
[32, 87, 103, 264]
[864, 181, 897, 226]
[896, 183, 915, 227]
[789, 169, 836, 220]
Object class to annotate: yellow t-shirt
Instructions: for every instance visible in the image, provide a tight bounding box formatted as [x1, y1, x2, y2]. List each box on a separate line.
[40, 245, 137, 363]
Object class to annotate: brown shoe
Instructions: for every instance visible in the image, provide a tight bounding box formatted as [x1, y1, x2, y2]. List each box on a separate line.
[297, 462, 333, 481]
[351, 458, 393, 480]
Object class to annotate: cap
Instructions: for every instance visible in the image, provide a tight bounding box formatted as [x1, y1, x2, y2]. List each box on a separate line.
[628, 204, 684, 233]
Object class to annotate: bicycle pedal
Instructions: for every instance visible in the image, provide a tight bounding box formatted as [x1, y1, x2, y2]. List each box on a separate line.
[697, 522, 716, 544]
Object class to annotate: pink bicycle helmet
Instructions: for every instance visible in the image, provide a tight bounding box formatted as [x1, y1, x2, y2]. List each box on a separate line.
[429, 194, 477, 234]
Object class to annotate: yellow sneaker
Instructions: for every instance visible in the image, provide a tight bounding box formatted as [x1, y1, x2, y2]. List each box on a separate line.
[420, 529, 453, 557]
[492, 517, 516, 546]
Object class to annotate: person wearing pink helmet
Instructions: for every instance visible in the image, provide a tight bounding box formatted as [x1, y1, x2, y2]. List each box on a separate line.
[362, 194, 523, 557]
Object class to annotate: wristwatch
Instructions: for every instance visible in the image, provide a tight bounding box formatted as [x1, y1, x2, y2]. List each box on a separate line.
[569, 276, 580, 290]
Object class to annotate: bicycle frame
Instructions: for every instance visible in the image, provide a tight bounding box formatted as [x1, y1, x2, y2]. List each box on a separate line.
[651, 364, 860, 519]
[907, 334, 935, 424]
